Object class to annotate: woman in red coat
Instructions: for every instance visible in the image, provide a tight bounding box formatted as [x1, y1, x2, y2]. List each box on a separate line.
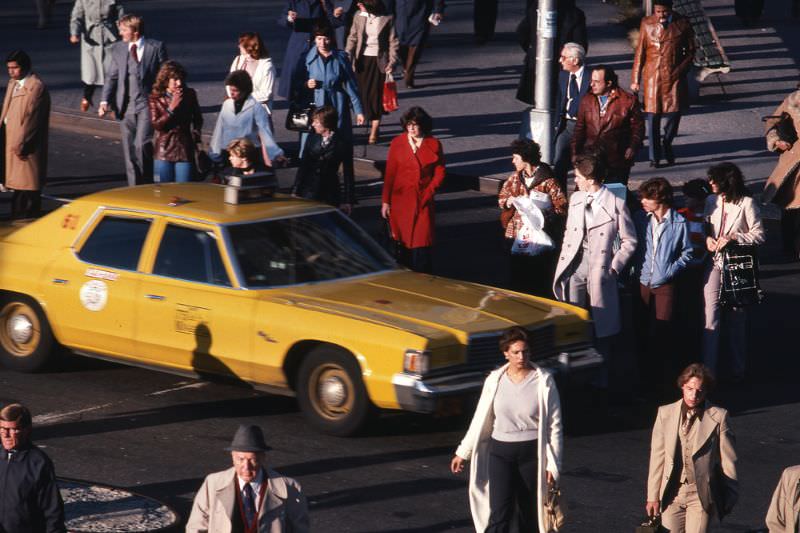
[381, 106, 445, 273]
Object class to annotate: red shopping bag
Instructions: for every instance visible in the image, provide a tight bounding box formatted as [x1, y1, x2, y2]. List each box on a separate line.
[383, 73, 399, 113]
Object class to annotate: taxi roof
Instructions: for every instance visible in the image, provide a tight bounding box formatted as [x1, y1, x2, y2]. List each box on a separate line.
[72, 183, 332, 225]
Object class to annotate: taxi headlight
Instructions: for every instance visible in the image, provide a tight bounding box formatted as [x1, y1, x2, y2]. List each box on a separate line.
[403, 349, 430, 375]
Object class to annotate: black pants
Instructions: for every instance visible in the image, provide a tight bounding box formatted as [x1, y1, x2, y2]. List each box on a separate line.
[82, 83, 101, 102]
[646, 112, 681, 162]
[11, 190, 41, 219]
[781, 207, 800, 259]
[397, 245, 433, 274]
[507, 239, 556, 299]
[486, 438, 538, 533]
[474, 0, 498, 42]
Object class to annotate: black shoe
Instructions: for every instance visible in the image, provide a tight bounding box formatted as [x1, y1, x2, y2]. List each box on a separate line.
[649, 160, 660, 168]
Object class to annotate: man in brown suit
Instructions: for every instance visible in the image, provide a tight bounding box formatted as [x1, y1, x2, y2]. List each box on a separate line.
[571, 65, 644, 185]
[646, 364, 738, 532]
[766, 465, 800, 532]
[1, 50, 50, 219]
[630, 0, 695, 168]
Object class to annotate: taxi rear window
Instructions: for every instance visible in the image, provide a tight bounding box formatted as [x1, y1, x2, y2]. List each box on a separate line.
[228, 211, 395, 287]
[78, 216, 151, 271]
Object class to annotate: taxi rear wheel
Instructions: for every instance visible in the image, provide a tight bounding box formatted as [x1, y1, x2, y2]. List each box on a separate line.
[296, 347, 374, 436]
[0, 295, 56, 373]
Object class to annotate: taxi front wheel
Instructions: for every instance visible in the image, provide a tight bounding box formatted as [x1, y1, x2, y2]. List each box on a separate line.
[296, 347, 374, 436]
[0, 295, 56, 372]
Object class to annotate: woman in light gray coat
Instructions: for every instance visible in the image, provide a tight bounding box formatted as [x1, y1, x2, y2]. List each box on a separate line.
[69, 0, 124, 112]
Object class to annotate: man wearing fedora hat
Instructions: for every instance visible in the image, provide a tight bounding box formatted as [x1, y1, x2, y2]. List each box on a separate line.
[187, 424, 309, 533]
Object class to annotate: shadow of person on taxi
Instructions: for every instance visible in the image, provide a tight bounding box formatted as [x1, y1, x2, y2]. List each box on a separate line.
[191, 323, 252, 388]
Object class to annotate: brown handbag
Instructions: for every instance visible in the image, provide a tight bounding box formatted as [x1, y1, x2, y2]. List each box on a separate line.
[543, 484, 566, 532]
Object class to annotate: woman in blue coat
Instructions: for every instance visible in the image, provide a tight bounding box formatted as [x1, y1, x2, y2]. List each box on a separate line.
[294, 24, 365, 143]
[277, 0, 345, 99]
[392, 0, 443, 88]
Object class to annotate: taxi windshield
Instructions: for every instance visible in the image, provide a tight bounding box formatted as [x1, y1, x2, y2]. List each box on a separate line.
[227, 211, 396, 287]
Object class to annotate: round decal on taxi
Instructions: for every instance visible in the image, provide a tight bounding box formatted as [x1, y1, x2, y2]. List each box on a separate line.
[79, 280, 108, 312]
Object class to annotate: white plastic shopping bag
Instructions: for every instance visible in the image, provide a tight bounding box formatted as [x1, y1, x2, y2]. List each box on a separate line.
[510, 194, 554, 256]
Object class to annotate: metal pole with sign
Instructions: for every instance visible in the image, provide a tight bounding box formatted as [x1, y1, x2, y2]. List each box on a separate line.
[532, 0, 557, 164]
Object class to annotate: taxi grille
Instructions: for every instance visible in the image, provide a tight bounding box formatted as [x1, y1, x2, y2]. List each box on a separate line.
[465, 324, 556, 372]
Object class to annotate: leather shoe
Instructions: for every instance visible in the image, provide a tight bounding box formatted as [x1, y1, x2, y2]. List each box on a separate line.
[664, 145, 675, 165]
[80, 98, 90, 112]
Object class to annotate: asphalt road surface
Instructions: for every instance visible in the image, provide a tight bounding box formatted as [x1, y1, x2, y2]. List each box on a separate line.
[1, 128, 799, 532]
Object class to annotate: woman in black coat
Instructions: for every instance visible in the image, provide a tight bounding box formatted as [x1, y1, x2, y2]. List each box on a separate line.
[292, 105, 356, 214]
[516, 0, 587, 106]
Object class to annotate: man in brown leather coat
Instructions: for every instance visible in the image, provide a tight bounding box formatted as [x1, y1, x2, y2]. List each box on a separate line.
[571, 65, 644, 185]
[630, 0, 695, 168]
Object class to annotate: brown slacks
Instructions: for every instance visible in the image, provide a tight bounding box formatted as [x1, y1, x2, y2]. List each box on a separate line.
[661, 482, 711, 533]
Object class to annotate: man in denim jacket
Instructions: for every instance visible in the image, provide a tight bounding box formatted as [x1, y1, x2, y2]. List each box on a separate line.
[635, 177, 693, 395]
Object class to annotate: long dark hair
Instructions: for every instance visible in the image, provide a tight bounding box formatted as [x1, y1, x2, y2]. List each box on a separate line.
[707, 162, 750, 204]
[151, 61, 187, 97]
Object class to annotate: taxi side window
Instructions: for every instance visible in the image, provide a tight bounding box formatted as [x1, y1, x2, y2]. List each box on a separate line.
[78, 216, 151, 270]
[153, 224, 231, 286]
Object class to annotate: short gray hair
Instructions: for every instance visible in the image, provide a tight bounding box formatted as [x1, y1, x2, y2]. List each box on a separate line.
[561, 42, 586, 65]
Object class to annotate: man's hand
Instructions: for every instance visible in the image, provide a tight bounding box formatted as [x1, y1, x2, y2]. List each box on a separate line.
[430, 13, 443, 24]
[69, 35, 80, 44]
[630, 82, 640, 93]
[776, 140, 792, 152]
[381, 202, 391, 219]
[307, 79, 317, 89]
[98, 102, 109, 117]
[333, 6, 344, 17]
[450, 455, 465, 474]
[356, 113, 365, 126]
[287, 10, 298, 21]
[645, 501, 660, 518]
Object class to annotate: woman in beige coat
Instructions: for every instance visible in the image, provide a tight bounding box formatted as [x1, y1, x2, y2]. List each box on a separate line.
[1, 51, 50, 219]
[764, 88, 800, 259]
[702, 162, 764, 382]
[345, 0, 399, 143]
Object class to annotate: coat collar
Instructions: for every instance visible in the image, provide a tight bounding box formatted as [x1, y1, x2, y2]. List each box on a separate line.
[215, 467, 291, 520]
[572, 187, 614, 229]
[663, 399, 722, 458]
[712, 195, 743, 236]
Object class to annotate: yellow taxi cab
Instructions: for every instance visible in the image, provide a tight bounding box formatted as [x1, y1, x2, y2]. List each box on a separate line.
[0, 182, 601, 435]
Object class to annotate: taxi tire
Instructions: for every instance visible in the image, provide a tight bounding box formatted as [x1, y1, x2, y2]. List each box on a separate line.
[0, 295, 56, 373]
[296, 347, 374, 436]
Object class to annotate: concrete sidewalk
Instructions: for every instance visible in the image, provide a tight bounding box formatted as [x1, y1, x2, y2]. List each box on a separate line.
[3, 0, 798, 193]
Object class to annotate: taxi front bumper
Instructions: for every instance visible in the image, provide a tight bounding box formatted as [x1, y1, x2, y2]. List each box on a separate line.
[391, 345, 603, 414]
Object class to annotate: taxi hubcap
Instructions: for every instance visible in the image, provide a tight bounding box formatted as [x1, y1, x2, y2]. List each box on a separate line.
[8, 315, 33, 344]
[320, 376, 347, 407]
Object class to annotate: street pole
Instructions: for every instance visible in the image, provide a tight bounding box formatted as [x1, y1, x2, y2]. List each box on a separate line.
[533, 0, 557, 164]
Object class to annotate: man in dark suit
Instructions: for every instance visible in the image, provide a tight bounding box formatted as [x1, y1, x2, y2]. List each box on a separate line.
[99, 14, 168, 185]
[553, 42, 590, 190]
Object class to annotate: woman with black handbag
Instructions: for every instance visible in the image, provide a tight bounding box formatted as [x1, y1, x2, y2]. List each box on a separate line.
[702, 162, 764, 383]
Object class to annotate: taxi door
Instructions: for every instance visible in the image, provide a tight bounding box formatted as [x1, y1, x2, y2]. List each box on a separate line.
[43, 210, 153, 357]
[135, 219, 258, 381]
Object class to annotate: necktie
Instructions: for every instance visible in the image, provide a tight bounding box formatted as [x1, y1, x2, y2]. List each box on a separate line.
[567, 73, 579, 117]
[130, 43, 139, 63]
[681, 409, 696, 436]
[242, 483, 256, 525]
[584, 195, 594, 226]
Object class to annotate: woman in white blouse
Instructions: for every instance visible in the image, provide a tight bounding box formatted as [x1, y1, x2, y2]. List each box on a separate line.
[450, 326, 563, 533]
[229, 32, 277, 117]
[345, 0, 399, 144]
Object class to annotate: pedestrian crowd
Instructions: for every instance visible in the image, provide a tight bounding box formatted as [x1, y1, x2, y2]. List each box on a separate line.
[2, 0, 800, 531]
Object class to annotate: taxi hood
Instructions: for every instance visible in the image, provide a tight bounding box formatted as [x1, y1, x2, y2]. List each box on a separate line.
[272, 270, 576, 339]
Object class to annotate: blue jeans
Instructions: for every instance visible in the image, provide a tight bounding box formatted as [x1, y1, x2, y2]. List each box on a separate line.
[154, 160, 193, 183]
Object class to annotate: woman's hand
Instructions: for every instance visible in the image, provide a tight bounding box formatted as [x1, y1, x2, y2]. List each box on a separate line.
[287, 10, 298, 22]
[307, 79, 317, 89]
[450, 455, 466, 474]
[776, 140, 792, 152]
[546, 471, 555, 485]
[645, 501, 660, 518]
[430, 13, 443, 24]
[630, 82, 640, 93]
[385, 64, 394, 74]
[356, 113, 365, 126]
[706, 236, 718, 253]
[381, 202, 391, 219]
[69, 35, 80, 44]
[169, 87, 183, 111]
[715, 235, 733, 251]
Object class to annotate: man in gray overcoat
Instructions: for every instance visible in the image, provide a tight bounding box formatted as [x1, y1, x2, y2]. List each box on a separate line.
[69, 0, 125, 112]
[99, 13, 167, 186]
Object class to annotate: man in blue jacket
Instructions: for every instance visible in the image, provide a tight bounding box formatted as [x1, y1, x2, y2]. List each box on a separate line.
[635, 177, 693, 395]
[0, 403, 65, 533]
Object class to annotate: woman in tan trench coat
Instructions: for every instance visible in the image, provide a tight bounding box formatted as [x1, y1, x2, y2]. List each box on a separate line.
[764, 88, 800, 259]
[1, 51, 50, 219]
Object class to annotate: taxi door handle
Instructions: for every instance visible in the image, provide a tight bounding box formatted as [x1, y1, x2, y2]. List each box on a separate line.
[145, 294, 166, 301]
